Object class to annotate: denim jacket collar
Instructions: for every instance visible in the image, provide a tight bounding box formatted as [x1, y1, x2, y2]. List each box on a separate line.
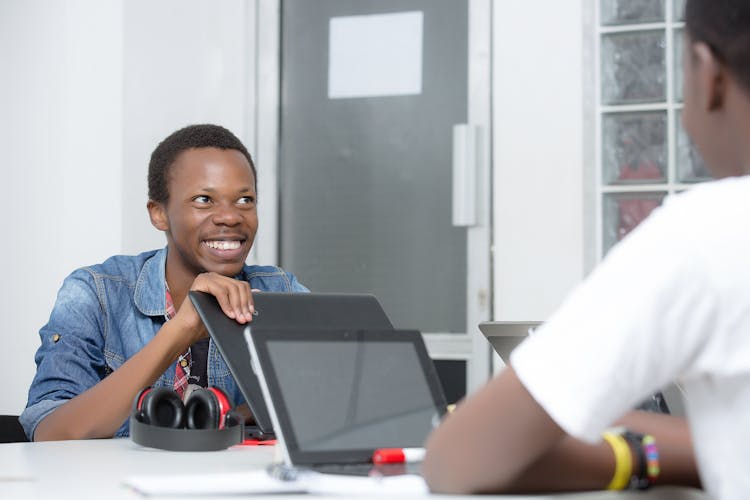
[134, 247, 168, 318]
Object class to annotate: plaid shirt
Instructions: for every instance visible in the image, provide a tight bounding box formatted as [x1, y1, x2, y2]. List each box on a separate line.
[165, 288, 191, 398]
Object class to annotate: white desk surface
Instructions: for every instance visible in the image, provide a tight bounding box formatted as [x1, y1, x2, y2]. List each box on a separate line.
[0, 439, 709, 499]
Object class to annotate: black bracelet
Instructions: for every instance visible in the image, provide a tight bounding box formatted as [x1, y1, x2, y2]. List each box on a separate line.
[622, 430, 650, 490]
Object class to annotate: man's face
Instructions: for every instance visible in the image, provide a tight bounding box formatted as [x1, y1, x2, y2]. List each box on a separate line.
[681, 34, 740, 178]
[154, 147, 258, 279]
[681, 35, 710, 172]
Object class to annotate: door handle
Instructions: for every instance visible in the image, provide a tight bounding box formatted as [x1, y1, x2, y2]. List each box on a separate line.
[452, 124, 480, 227]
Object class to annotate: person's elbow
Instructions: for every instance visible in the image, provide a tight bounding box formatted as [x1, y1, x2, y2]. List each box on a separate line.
[33, 411, 115, 441]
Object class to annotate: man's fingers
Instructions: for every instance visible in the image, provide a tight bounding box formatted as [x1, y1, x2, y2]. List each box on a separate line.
[232, 281, 255, 323]
[192, 273, 255, 324]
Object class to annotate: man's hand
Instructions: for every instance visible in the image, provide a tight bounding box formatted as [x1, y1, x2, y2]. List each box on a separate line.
[172, 272, 256, 345]
[234, 403, 256, 425]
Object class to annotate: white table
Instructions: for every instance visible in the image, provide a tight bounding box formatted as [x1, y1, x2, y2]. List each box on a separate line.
[0, 439, 709, 499]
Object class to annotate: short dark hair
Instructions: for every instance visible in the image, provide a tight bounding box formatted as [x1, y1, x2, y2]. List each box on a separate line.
[685, 0, 750, 93]
[148, 124, 257, 204]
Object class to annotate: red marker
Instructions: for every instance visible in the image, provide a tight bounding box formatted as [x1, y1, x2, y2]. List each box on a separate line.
[372, 447, 426, 464]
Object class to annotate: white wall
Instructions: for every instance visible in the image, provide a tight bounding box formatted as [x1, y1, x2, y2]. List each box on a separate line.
[0, 0, 123, 415]
[0, 0, 253, 415]
[492, 0, 586, 321]
[121, 0, 254, 255]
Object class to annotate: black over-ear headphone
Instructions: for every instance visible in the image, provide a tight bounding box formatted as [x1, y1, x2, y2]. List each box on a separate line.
[130, 386, 244, 451]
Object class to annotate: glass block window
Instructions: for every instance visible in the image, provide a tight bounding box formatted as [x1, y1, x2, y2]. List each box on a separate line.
[596, 0, 709, 256]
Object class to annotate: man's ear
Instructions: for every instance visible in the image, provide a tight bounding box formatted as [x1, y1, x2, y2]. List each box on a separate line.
[147, 200, 168, 232]
[692, 41, 726, 112]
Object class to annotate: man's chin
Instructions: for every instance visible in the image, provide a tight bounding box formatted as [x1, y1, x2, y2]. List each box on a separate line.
[203, 260, 247, 278]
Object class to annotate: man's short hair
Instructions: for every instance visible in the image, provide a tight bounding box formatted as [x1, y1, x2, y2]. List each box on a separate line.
[148, 124, 257, 204]
[685, 0, 750, 94]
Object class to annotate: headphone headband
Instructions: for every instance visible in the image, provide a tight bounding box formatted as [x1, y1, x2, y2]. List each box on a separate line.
[130, 416, 244, 451]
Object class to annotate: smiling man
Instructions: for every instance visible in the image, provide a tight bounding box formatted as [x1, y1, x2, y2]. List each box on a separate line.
[21, 124, 307, 441]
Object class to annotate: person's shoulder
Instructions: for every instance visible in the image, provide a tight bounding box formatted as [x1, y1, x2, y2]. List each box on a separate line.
[659, 176, 750, 228]
[243, 265, 309, 292]
[667, 175, 750, 209]
[70, 249, 161, 282]
[243, 264, 287, 276]
[651, 176, 750, 260]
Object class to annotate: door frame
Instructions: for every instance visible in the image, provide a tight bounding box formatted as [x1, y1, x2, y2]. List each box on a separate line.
[253, 0, 493, 393]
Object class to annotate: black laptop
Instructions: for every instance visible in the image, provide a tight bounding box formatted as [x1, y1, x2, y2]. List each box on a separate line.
[188, 291, 394, 439]
[245, 327, 448, 476]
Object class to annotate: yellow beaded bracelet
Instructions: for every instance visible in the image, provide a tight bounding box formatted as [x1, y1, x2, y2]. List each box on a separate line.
[602, 431, 633, 490]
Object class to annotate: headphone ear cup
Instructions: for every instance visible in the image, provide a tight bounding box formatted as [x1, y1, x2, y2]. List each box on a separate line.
[185, 387, 232, 430]
[138, 387, 185, 428]
[132, 387, 152, 423]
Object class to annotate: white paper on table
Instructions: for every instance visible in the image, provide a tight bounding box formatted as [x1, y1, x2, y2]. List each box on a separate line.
[305, 471, 428, 496]
[123, 469, 428, 497]
[123, 470, 305, 496]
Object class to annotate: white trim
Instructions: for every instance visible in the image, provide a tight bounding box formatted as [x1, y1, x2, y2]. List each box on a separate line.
[254, 0, 281, 267]
[599, 22, 667, 34]
[600, 103, 670, 113]
[244, 1, 260, 265]
[466, 0, 493, 393]
[601, 185, 670, 193]
[666, 1, 678, 188]
[582, 0, 598, 275]
[599, 21, 686, 34]
[593, 0, 603, 262]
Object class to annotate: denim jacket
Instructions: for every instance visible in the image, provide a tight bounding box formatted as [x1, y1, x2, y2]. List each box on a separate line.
[20, 247, 308, 439]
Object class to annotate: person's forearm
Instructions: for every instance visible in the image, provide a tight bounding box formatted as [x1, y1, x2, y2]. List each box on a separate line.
[423, 368, 701, 494]
[423, 368, 566, 494]
[504, 436, 619, 492]
[502, 411, 701, 492]
[616, 411, 701, 488]
[34, 319, 191, 441]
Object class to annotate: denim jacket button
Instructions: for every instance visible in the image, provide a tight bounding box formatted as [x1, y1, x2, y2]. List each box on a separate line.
[52, 334, 61, 343]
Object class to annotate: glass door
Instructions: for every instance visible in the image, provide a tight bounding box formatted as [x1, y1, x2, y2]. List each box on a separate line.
[256, 0, 492, 394]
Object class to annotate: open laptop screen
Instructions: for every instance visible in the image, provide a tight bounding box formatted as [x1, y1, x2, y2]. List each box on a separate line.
[247, 328, 447, 465]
